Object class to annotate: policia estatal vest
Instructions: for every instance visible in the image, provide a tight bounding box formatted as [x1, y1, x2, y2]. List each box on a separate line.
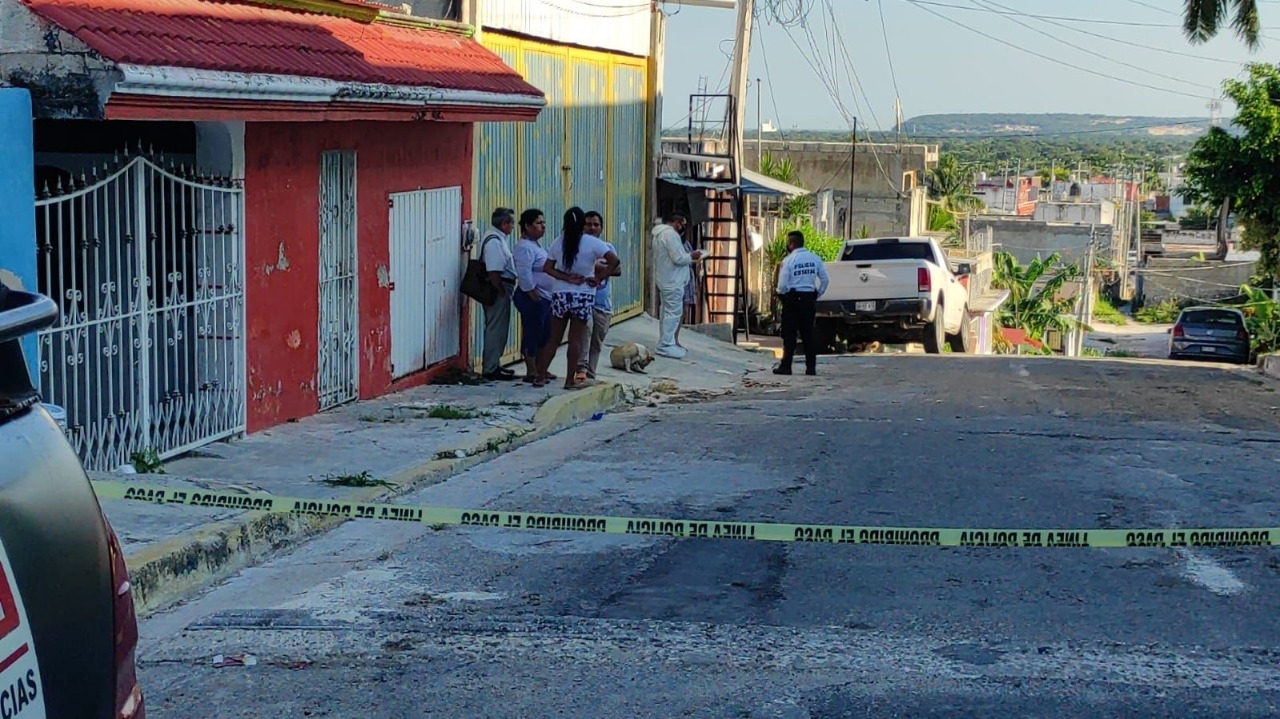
[773, 230, 830, 376]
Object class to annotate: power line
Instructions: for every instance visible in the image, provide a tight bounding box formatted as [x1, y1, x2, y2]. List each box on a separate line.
[968, 0, 1217, 91]
[904, 0, 1210, 99]
[755, 28, 790, 144]
[1122, 0, 1176, 16]
[876, 0, 903, 133]
[974, 0, 1243, 65]
[902, 0, 1280, 30]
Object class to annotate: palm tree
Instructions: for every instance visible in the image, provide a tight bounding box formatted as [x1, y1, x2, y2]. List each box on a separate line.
[927, 154, 983, 215]
[926, 154, 984, 233]
[1184, 0, 1260, 49]
[759, 152, 813, 219]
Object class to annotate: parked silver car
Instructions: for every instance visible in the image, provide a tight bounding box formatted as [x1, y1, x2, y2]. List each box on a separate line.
[1167, 306, 1252, 364]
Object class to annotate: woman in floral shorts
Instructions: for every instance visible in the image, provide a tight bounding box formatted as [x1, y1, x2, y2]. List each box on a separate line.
[536, 207, 621, 390]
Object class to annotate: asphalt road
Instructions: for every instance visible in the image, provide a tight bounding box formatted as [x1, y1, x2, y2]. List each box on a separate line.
[139, 355, 1280, 718]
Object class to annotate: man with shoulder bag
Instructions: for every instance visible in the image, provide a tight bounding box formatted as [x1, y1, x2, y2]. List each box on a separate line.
[477, 208, 518, 380]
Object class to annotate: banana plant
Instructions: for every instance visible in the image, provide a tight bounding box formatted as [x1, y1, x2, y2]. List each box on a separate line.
[1238, 283, 1280, 355]
[991, 251, 1091, 341]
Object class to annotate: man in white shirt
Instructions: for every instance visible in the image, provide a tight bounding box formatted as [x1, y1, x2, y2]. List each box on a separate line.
[480, 208, 518, 380]
[576, 210, 620, 380]
[774, 229, 830, 376]
[650, 212, 703, 359]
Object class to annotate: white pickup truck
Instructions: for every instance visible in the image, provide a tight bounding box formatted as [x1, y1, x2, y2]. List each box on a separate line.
[813, 236, 972, 354]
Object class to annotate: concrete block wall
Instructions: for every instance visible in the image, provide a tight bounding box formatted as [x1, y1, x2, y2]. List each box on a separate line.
[1139, 258, 1258, 305]
[0, 0, 115, 118]
[972, 218, 1097, 266]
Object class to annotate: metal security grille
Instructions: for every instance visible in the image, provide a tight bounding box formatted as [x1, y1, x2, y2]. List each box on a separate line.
[35, 153, 246, 471]
[317, 151, 359, 410]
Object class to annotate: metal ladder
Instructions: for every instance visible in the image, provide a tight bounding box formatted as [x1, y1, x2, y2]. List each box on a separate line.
[697, 193, 751, 344]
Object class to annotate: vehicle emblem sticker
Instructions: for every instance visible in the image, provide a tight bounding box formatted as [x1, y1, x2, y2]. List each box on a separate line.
[0, 537, 45, 719]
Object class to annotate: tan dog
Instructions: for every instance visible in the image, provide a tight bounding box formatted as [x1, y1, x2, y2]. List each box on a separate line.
[609, 342, 655, 373]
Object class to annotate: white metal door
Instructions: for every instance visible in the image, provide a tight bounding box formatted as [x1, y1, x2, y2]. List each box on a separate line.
[387, 186, 463, 378]
[422, 187, 463, 367]
[317, 151, 358, 410]
[35, 153, 246, 471]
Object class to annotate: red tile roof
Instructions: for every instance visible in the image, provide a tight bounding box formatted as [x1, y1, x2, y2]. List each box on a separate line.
[22, 0, 543, 99]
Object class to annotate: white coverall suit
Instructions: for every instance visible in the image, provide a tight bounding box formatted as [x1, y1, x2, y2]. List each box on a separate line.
[650, 222, 699, 358]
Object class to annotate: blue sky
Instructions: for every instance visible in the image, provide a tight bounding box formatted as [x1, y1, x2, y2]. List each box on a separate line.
[661, 0, 1272, 132]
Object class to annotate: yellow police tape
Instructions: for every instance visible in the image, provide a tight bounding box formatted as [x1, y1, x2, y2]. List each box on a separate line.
[91, 480, 1279, 549]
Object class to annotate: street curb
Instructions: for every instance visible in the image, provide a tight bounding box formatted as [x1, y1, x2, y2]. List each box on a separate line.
[119, 380, 626, 616]
[1260, 353, 1280, 380]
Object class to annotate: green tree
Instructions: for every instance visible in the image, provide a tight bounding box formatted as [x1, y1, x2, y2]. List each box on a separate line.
[926, 153, 983, 232]
[991, 251, 1088, 341]
[1183, 0, 1260, 48]
[1181, 63, 1280, 279]
[759, 152, 814, 219]
[1036, 166, 1070, 184]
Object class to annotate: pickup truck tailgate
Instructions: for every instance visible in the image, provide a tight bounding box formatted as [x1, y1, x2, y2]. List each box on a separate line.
[827, 258, 922, 301]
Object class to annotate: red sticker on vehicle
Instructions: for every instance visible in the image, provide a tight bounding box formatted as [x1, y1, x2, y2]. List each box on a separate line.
[0, 539, 44, 719]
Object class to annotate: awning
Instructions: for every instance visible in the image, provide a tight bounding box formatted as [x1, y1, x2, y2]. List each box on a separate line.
[658, 170, 810, 198]
[22, 0, 546, 122]
[741, 168, 809, 197]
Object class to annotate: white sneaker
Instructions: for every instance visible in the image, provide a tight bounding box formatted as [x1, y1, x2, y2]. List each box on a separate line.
[655, 345, 687, 359]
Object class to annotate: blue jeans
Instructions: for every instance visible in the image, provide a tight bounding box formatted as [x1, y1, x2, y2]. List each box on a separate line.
[512, 290, 551, 358]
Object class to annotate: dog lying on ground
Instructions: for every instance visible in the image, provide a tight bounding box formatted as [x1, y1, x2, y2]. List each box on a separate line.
[609, 342, 655, 373]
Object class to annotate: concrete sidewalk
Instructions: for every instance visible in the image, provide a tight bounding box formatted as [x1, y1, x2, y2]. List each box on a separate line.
[99, 314, 771, 615]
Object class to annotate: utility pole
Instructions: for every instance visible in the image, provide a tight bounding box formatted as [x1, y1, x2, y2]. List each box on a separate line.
[755, 77, 762, 170]
[846, 117, 859, 240]
[1075, 235, 1097, 357]
[727, 0, 755, 186]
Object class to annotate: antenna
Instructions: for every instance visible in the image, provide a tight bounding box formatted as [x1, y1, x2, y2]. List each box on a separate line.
[1207, 99, 1222, 127]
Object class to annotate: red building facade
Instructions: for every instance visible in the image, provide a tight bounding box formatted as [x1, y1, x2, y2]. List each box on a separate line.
[243, 122, 475, 430]
[20, 0, 545, 448]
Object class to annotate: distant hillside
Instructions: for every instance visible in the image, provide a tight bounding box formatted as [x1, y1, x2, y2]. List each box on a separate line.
[898, 113, 1216, 138]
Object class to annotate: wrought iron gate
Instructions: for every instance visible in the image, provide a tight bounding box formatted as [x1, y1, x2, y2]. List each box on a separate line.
[35, 153, 246, 471]
[317, 151, 358, 410]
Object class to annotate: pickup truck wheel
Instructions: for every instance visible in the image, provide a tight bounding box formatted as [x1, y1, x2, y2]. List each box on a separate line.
[813, 320, 838, 354]
[947, 307, 972, 353]
[922, 306, 945, 354]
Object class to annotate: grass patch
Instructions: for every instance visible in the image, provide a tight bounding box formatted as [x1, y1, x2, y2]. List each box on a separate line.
[424, 404, 482, 420]
[1092, 294, 1127, 325]
[318, 470, 395, 489]
[1135, 298, 1186, 324]
[495, 398, 523, 407]
[1082, 346, 1143, 359]
[130, 448, 166, 474]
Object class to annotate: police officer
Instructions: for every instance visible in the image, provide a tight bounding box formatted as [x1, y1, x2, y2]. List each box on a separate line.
[774, 230, 830, 376]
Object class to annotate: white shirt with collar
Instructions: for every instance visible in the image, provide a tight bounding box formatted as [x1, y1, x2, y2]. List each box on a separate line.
[481, 227, 517, 281]
[777, 246, 830, 297]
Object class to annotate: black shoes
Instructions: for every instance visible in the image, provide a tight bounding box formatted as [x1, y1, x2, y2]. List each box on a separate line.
[772, 365, 817, 376]
[484, 368, 516, 381]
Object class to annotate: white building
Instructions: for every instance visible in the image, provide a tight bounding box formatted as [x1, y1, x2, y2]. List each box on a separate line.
[1033, 200, 1116, 226]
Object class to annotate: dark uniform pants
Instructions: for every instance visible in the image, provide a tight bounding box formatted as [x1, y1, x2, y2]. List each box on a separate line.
[780, 290, 818, 371]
